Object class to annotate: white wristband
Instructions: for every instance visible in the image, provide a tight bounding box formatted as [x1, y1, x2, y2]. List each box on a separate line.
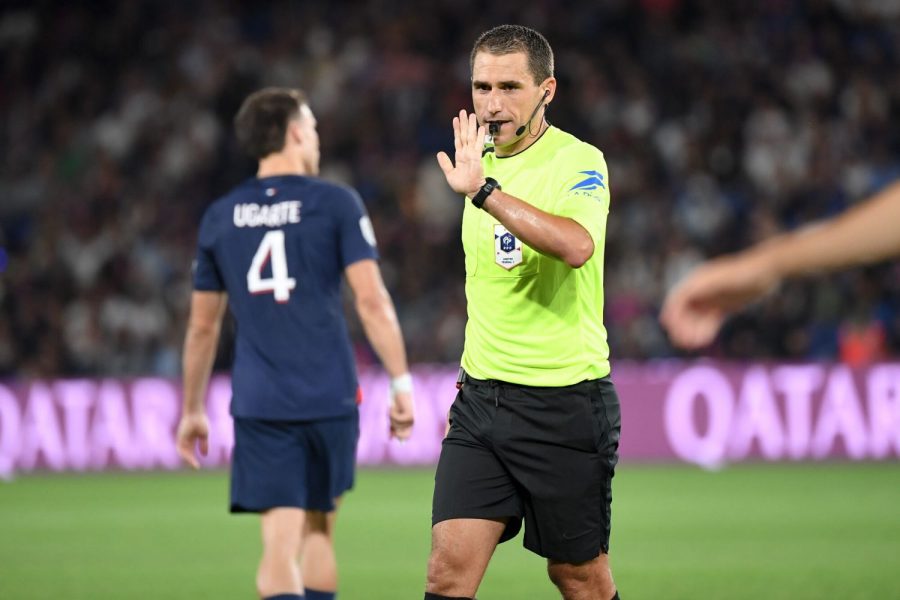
[390, 373, 413, 395]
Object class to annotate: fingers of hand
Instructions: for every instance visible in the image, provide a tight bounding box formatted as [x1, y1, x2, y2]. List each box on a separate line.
[390, 418, 413, 440]
[468, 113, 479, 151]
[436, 151, 453, 175]
[176, 438, 200, 469]
[690, 314, 722, 348]
[389, 398, 414, 440]
[458, 109, 469, 148]
[665, 309, 721, 350]
[659, 296, 683, 332]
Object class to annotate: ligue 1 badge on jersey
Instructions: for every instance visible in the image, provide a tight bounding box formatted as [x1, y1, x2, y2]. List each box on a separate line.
[494, 224, 523, 270]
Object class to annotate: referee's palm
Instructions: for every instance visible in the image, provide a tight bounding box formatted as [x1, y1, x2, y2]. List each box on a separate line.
[437, 110, 486, 197]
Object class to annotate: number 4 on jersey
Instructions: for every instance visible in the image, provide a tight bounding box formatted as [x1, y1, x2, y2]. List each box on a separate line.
[247, 230, 296, 302]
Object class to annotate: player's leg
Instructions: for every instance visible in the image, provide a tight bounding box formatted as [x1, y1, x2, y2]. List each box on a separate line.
[426, 383, 523, 599]
[257, 507, 306, 598]
[299, 411, 359, 600]
[299, 504, 339, 600]
[231, 417, 314, 599]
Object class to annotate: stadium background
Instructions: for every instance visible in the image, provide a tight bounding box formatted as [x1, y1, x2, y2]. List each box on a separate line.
[1, 1, 899, 598]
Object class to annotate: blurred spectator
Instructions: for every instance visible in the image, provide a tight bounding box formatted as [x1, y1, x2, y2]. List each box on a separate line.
[1, 0, 899, 377]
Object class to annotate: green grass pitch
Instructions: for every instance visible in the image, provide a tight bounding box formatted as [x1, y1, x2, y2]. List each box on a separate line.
[1, 463, 898, 599]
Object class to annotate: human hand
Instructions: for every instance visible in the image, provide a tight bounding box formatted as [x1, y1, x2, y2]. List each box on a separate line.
[389, 390, 415, 441]
[660, 253, 779, 349]
[175, 412, 209, 469]
[436, 110, 487, 198]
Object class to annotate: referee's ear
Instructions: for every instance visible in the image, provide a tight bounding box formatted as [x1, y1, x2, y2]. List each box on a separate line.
[540, 77, 557, 105]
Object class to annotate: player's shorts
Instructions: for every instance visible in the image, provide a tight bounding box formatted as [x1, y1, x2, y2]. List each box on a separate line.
[432, 371, 621, 564]
[230, 411, 359, 514]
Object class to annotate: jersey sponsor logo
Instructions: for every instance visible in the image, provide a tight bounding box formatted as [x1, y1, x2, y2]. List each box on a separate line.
[233, 201, 302, 228]
[494, 224, 522, 270]
[569, 170, 606, 192]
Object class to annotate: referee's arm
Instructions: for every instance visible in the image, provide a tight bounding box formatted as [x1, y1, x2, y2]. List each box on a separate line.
[479, 189, 594, 268]
[437, 111, 593, 268]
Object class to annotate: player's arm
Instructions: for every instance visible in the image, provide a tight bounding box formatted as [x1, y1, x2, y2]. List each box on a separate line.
[762, 181, 900, 277]
[436, 110, 593, 268]
[345, 259, 414, 440]
[176, 290, 228, 468]
[661, 181, 900, 349]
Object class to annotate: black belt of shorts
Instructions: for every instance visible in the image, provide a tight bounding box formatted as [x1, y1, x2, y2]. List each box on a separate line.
[456, 367, 607, 390]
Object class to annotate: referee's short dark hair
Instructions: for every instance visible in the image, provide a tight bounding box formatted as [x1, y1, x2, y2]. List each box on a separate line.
[470, 24, 554, 84]
[234, 87, 307, 160]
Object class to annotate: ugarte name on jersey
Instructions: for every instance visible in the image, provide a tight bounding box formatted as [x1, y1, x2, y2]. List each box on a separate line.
[233, 201, 302, 228]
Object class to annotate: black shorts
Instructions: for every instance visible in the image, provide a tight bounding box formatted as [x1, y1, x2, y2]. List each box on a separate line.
[230, 412, 359, 514]
[432, 373, 621, 564]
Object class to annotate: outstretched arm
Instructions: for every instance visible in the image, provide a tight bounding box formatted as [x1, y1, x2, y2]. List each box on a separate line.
[177, 291, 228, 468]
[436, 110, 594, 268]
[661, 182, 900, 349]
[762, 181, 900, 276]
[345, 259, 414, 440]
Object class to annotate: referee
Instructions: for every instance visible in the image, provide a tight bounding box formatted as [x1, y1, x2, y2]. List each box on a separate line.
[425, 25, 621, 600]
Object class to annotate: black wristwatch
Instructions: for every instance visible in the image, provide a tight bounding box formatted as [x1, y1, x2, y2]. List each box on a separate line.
[470, 177, 501, 209]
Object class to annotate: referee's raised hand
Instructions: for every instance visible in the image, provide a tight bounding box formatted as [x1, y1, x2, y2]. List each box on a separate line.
[437, 109, 487, 198]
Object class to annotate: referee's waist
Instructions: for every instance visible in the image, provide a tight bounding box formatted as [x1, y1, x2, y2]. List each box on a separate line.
[456, 368, 609, 390]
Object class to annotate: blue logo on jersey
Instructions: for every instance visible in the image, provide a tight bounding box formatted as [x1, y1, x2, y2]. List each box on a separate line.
[500, 232, 516, 253]
[570, 170, 606, 191]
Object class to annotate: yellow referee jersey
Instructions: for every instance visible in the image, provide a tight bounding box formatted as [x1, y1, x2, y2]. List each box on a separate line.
[460, 126, 611, 386]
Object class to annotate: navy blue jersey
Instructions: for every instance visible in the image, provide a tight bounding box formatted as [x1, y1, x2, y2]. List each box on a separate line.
[193, 175, 378, 420]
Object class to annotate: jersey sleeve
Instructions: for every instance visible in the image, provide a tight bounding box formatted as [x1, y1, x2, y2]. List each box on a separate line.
[336, 187, 379, 268]
[552, 144, 611, 246]
[192, 206, 225, 291]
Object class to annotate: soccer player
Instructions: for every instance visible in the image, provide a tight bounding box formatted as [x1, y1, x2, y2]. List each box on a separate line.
[425, 25, 621, 600]
[175, 88, 415, 600]
[661, 181, 900, 349]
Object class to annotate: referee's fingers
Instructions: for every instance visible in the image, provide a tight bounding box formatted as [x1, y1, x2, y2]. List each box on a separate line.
[468, 113, 479, 151]
[436, 152, 453, 176]
[460, 109, 473, 148]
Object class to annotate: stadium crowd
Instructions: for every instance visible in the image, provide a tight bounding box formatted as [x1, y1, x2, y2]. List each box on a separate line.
[2, 0, 900, 378]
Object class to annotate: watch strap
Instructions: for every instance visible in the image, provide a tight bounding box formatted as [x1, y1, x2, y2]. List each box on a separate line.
[471, 177, 501, 209]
